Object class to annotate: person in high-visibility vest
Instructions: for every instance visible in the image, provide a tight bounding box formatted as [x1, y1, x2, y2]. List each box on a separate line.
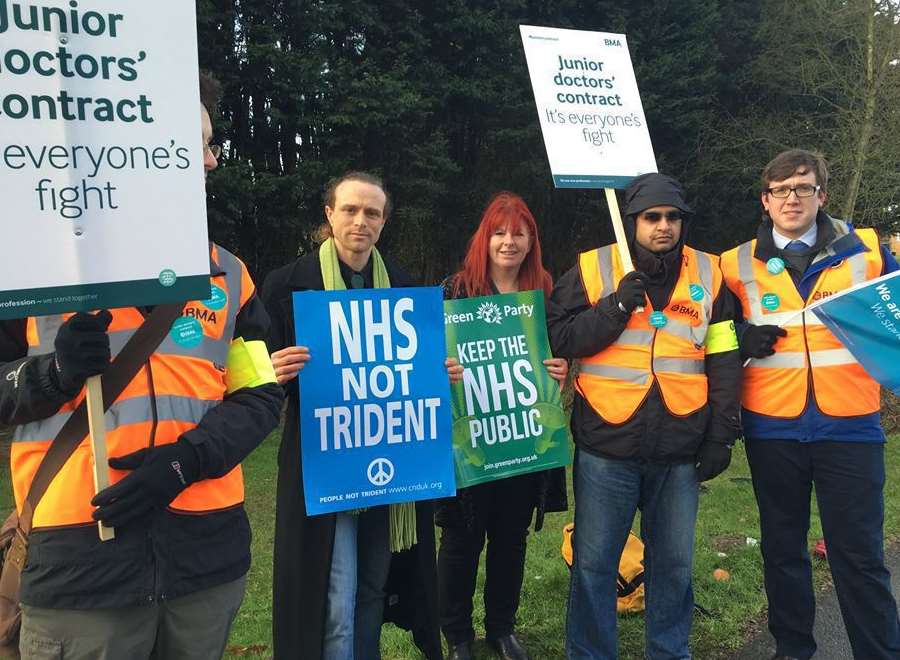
[721, 149, 900, 660]
[0, 73, 283, 659]
[547, 173, 742, 659]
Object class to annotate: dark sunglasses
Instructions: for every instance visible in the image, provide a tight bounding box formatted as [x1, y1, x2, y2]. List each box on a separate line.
[640, 210, 682, 222]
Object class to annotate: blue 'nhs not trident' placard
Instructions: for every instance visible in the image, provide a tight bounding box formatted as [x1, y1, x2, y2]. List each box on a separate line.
[293, 287, 455, 515]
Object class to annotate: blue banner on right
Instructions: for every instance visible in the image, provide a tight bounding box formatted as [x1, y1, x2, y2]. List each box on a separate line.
[812, 271, 900, 393]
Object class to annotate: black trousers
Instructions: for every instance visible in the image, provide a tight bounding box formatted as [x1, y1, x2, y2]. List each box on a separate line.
[746, 439, 900, 660]
[437, 473, 537, 645]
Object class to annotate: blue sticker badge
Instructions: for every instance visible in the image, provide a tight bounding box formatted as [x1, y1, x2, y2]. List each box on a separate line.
[170, 317, 204, 348]
[649, 311, 668, 328]
[203, 285, 227, 311]
[761, 293, 780, 311]
[766, 257, 786, 275]
[689, 284, 705, 301]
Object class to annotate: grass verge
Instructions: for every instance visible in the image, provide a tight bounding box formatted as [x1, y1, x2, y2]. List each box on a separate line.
[2, 433, 900, 658]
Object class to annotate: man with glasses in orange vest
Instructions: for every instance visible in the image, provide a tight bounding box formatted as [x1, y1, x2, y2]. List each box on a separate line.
[548, 172, 742, 659]
[720, 149, 900, 660]
[0, 74, 282, 659]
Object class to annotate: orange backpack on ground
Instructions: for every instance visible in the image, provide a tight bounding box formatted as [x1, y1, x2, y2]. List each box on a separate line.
[561, 522, 646, 614]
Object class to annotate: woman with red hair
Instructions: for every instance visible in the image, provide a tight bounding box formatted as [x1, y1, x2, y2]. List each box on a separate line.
[438, 192, 568, 660]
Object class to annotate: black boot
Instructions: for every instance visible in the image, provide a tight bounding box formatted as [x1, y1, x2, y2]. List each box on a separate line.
[447, 640, 474, 660]
[487, 633, 530, 660]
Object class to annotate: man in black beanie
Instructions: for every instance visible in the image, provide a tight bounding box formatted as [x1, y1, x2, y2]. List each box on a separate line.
[547, 173, 742, 659]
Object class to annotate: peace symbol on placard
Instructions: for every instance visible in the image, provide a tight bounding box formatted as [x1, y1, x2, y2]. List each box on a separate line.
[367, 457, 395, 486]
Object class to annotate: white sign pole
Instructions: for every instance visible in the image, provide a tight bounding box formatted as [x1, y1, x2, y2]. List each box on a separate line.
[85, 376, 115, 541]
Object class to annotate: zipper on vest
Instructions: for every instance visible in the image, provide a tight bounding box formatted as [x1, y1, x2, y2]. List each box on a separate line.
[146, 360, 158, 448]
[801, 311, 815, 412]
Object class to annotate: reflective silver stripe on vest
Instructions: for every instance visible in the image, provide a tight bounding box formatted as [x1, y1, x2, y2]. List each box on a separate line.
[595, 244, 616, 297]
[809, 348, 857, 367]
[652, 356, 705, 375]
[578, 363, 650, 385]
[737, 241, 765, 324]
[12, 395, 218, 442]
[26, 316, 65, 357]
[617, 329, 653, 346]
[746, 351, 807, 369]
[848, 252, 868, 287]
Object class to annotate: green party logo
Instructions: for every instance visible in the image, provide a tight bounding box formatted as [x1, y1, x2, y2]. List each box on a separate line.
[203, 285, 227, 311]
[158, 269, 177, 287]
[761, 293, 780, 311]
[476, 301, 503, 325]
[169, 317, 204, 348]
[689, 284, 705, 301]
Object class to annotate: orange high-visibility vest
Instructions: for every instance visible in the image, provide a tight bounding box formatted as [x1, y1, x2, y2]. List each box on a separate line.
[11, 244, 256, 529]
[576, 245, 721, 425]
[720, 226, 883, 418]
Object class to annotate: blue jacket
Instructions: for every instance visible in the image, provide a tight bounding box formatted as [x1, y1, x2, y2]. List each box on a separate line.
[739, 213, 898, 443]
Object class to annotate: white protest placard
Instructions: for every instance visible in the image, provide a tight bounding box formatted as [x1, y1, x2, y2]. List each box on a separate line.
[519, 25, 657, 189]
[0, 0, 211, 320]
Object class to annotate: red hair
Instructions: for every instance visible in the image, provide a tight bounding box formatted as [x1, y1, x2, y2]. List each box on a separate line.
[453, 192, 552, 298]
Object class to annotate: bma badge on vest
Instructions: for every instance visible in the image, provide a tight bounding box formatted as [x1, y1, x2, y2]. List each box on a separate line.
[649, 311, 668, 328]
[766, 257, 786, 275]
[203, 285, 228, 311]
[761, 293, 780, 311]
[170, 317, 205, 348]
[689, 284, 705, 301]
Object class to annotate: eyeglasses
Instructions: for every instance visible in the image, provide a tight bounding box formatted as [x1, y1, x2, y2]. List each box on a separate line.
[204, 144, 222, 159]
[765, 183, 820, 198]
[640, 210, 682, 222]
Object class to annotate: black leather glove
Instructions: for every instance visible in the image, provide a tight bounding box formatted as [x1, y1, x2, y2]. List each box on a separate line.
[52, 310, 113, 393]
[614, 271, 647, 313]
[91, 440, 202, 527]
[740, 324, 787, 360]
[695, 441, 733, 482]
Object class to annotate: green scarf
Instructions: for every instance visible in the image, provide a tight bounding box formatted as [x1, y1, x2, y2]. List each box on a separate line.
[318, 238, 417, 552]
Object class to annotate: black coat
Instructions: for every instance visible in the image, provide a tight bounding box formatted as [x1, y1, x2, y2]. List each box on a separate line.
[261, 251, 443, 660]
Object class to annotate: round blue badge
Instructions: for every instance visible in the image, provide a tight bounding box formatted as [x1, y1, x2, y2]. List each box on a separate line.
[766, 257, 786, 275]
[203, 285, 227, 311]
[649, 311, 668, 328]
[689, 284, 705, 301]
[761, 293, 780, 311]
[169, 317, 204, 348]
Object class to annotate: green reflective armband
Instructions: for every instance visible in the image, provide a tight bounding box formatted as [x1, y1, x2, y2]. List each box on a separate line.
[704, 320, 739, 355]
[225, 338, 277, 393]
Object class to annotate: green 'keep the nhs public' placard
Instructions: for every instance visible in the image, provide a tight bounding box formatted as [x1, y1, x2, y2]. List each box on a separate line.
[444, 291, 572, 488]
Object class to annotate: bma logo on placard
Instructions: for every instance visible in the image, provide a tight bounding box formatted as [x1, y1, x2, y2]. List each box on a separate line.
[367, 457, 395, 486]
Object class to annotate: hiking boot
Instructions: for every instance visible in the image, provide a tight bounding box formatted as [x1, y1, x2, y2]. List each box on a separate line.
[488, 633, 530, 660]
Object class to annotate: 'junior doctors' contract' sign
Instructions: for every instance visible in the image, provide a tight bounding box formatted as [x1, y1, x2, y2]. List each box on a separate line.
[293, 287, 456, 515]
[0, 0, 211, 319]
[519, 24, 657, 189]
[444, 291, 571, 488]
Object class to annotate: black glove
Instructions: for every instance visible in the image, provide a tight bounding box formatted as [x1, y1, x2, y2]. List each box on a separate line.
[91, 440, 202, 527]
[52, 310, 113, 393]
[695, 441, 732, 482]
[614, 271, 647, 313]
[740, 324, 787, 360]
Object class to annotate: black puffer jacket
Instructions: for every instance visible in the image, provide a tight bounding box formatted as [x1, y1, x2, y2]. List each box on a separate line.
[546, 175, 742, 463]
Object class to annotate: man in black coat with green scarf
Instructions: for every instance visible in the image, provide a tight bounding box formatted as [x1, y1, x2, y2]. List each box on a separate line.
[262, 171, 458, 660]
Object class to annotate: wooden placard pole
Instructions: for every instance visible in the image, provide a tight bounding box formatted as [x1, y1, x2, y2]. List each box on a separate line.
[86, 375, 115, 541]
[604, 187, 645, 312]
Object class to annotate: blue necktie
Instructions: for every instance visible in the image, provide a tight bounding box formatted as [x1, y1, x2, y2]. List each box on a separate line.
[784, 240, 807, 252]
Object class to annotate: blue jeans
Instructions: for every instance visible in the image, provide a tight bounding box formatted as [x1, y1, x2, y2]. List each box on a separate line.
[323, 507, 391, 660]
[566, 449, 699, 660]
